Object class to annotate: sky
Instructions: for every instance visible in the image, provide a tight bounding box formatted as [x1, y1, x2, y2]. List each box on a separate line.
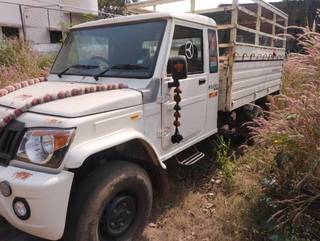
[148, 0, 282, 12]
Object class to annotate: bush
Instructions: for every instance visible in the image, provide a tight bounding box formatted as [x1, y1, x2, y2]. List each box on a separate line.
[250, 29, 320, 239]
[0, 39, 53, 87]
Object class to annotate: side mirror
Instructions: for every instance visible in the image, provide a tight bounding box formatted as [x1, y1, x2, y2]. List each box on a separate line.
[167, 56, 186, 144]
[167, 56, 188, 88]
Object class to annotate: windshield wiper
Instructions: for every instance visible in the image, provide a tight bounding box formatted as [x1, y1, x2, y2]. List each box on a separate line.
[58, 64, 99, 78]
[94, 64, 149, 81]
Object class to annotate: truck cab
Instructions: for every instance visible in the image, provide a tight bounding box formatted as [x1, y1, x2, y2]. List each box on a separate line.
[0, 12, 285, 241]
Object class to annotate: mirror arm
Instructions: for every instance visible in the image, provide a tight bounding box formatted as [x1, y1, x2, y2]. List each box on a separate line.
[168, 79, 180, 88]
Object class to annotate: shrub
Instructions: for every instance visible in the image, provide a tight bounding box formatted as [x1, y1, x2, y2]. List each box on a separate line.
[0, 39, 54, 87]
[250, 28, 320, 239]
[283, 29, 320, 92]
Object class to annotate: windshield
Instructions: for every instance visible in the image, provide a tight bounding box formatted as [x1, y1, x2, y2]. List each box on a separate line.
[51, 20, 166, 79]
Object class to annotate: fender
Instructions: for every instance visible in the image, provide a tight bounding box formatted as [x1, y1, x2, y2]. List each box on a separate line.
[63, 129, 166, 170]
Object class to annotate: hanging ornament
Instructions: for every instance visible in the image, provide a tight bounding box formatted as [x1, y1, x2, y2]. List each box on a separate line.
[171, 84, 183, 144]
[167, 56, 188, 144]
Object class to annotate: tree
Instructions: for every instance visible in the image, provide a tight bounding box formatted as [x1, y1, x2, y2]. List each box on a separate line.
[99, 0, 126, 15]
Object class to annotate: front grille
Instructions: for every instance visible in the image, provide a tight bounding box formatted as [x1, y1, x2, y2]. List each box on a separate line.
[0, 121, 25, 166]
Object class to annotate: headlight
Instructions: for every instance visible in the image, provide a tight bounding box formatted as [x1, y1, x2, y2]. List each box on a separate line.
[17, 129, 75, 168]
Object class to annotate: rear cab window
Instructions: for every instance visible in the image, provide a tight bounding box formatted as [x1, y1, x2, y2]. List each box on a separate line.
[208, 29, 218, 73]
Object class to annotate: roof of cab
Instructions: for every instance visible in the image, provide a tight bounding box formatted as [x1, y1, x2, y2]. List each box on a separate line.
[72, 12, 217, 29]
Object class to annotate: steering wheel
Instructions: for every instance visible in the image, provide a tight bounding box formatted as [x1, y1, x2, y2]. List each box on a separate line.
[89, 56, 111, 68]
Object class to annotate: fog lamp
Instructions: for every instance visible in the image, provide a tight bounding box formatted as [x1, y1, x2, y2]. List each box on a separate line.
[0, 181, 11, 197]
[13, 198, 30, 220]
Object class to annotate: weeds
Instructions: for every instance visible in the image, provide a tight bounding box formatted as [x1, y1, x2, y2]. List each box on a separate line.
[213, 136, 236, 191]
[0, 39, 53, 87]
[246, 28, 320, 240]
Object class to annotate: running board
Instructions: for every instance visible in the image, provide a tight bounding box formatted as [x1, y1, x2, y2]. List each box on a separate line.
[175, 146, 205, 166]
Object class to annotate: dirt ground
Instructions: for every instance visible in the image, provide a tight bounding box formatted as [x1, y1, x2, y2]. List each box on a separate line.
[0, 145, 256, 241]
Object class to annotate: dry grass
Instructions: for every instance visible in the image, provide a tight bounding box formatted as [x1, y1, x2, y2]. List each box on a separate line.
[0, 39, 53, 88]
[142, 140, 262, 241]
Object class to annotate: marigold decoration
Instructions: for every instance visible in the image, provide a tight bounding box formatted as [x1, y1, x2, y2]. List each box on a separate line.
[0, 77, 46, 97]
[0, 77, 128, 128]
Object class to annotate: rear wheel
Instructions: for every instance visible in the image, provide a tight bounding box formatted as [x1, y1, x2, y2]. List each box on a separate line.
[65, 161, 153, 241]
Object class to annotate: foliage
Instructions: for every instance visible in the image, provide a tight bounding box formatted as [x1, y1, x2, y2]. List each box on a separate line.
[0, 39, 53, 87]
[81, 13, 97, 22]
[214, 136, 236, 191]
[99, 0, 126, 15]
[249, 28, 320, 240]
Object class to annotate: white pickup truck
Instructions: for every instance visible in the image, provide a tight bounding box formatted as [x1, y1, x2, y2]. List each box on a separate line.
[0, 10, 286, 241]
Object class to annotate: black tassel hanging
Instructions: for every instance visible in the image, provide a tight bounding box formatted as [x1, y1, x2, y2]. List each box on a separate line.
[171, 85, 183, 144]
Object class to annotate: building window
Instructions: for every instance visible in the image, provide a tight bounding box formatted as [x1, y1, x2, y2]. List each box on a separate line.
[49, 31, 63, 43]
[2, 27, 19, 39]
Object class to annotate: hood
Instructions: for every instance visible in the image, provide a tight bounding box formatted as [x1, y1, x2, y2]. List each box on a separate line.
[0, 81, 142, 118]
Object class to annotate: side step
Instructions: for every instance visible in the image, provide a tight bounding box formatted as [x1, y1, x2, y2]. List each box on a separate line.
[175, 146, 205, 166]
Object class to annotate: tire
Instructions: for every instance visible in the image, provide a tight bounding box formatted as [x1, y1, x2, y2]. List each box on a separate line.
[65, 161, 153, 241]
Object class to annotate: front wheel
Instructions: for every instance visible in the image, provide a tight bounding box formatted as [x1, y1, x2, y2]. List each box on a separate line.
[65, 161, 153, 241]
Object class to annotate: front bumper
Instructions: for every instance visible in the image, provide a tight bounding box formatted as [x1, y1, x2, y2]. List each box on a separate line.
[0, 165, 73, 240]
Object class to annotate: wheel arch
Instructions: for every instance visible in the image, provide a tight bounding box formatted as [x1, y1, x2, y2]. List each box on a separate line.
[65, 130, 169, 197]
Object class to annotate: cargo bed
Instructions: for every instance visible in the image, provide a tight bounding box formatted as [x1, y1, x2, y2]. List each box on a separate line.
[199, 0, 288, 112]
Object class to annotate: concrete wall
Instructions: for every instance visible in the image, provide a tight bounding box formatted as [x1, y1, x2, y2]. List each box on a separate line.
[0, 0, 98, 46]
[63, 0, 99, 14]
[0, 2, 22, 27]
[8, 0, 98, 13]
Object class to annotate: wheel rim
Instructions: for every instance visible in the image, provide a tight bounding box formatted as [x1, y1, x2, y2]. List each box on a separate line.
[99, 193, 137, 239]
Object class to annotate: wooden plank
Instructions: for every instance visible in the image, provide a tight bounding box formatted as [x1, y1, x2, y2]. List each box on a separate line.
[230, 0, 238, 44]
[237, 5, 286, 29]
[284, 19, 288, 35]
[217, 24, 235, 30]
[190, 0, 195, 13]
[235, 41, 285, 50]
[219, 43, 234, 48]
[196, 5, 235, 14]
[219, 56, 229, 61]
[237, 24, 286, 41]
[255, 5, 262, 45]
[271, 13, 276, 47]
[250, 0, 288, 19]
[224, 0, 239, 113]
[237, 5, 257, 18]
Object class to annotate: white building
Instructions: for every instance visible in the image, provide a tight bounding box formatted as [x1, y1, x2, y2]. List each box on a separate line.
[0, 0, 99, 52]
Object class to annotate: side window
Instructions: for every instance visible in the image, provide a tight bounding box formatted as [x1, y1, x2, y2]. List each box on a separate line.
[208, 29, 218, 73]
[168, 25, 203, 75]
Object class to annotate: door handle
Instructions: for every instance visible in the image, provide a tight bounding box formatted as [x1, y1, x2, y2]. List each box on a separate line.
[199, 79, 206, 85]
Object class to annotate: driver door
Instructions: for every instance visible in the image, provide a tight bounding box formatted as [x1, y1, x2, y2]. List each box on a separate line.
[161, 24, 207, 150]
